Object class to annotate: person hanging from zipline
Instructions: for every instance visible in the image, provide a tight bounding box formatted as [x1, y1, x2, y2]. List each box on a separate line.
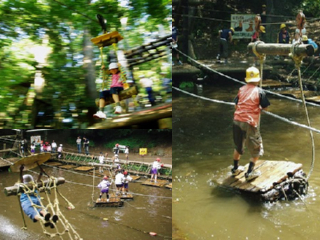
[93, 62, 127, 119]
[19, 164, 58, 228]
[97, 176, 111, 202]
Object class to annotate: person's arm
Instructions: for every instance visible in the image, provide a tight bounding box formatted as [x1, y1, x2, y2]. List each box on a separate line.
[259, 89, 270, 110]
[229, 31, 233, 43]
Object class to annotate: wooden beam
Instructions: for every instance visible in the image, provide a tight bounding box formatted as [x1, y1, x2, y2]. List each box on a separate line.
[248, 42, 314, 56]
[4, 177, 65, 196]
[0, 148, 18, 153]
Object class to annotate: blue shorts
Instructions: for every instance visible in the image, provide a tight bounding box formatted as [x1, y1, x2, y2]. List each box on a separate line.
[21, 199, 41, 222]
[101, 188, 109, 194]
[151, 168, 158, 174]
[110, 87, 123, 95]
[124, 183, 129, 189]
[99, 90, 111, 100]
[116, 184, 123, 188]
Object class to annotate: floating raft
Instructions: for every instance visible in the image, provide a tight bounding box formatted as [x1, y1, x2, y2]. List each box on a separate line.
[45, 162, 63, 167]
[74, 166, 94, 172]
[110, 192, 134, 200]
[217, 160, 308, 201]
[141, 179, 168, 188]
[59, 165, 76, 170]
[165, 183, 172, 189]
[130, 175, 140, 182]
[94, 197, 124, 207]
[261, 79, 291, 88]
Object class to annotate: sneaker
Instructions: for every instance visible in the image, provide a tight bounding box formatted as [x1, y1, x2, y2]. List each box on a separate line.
[114, 106, 122, 114]
[107, 199, 110, 202]
[93, 111, 107, 119]
[231, 166, 245, 176]
[52, 215, 59, 223]
[245, 170, 261, 181]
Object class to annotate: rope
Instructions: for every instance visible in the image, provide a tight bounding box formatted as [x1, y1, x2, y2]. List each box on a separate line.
[175, 48, 320, 108]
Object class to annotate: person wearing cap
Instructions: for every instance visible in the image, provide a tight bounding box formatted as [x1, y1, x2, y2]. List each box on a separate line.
[231, 67, 270, 181]
[51, 140, 57, 153]
[150, 158, 161, 183]
[76, 136, 81, 153]
[172, 19, 182, 66]
[251, 25, 265, 42]
[57, 144, 63, 159]
[302, 35, 318, 51]
[122, 171, 132, 195]
[113, 143, 120, 155]
[278, 24, 290, 44]
[19, 165, 58, 228]
[139, 75, 155, 106]
[93, 62, 126, 119]
[115, 170, 125, 195]
[216, 27, 234, 64]
[97, 176, 111, 202]
[31, 143, 36, 155]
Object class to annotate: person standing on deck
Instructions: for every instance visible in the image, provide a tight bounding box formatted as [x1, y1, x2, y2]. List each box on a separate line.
[231, 67, 270, 181]
[83, 137, 89, 155]
[216, 27, 234, 64]
[76, 137, 81, 153]
[51, 140, 57, 153]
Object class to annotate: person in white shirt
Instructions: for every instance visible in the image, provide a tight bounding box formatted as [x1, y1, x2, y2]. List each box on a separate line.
[97, 176, 111, 202]
[57, 144, 63, 159]
[76, 137, 81, 153]
[139, 75, 155, 106]
[115, 171, 124, 195]
[124, 146, 129, 160]
[99, 152, 104, 173]
[150, 158, 161, 183]
[122, 171, 132, 195]
[51, 140, 57, 153]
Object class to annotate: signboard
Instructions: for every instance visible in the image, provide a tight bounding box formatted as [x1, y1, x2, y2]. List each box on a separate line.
[30, 136, 41, 145]
[139, 148, 147, 155]
[231, 14, 255, 39]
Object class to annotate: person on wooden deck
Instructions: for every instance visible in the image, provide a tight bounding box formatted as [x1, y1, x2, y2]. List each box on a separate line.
[231, 66, 270, 181]
[122, 171, 132, 195]
[124, 146, 129, 161]
[97, 176, 111, 202]
[76, 136, 81, 153]
[216, 27, 234, 64]
[99, 152, 104, 173]
[57, 144, 63, 159]
[150, 158, 161, 183]
[115, 171, 125, 195]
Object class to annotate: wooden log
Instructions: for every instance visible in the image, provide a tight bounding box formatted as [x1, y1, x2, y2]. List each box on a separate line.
[248, 42, 314, 56]
[90, 31, 123, 48]
[0, 148, 18, 153]
[4, 177, 65, 196]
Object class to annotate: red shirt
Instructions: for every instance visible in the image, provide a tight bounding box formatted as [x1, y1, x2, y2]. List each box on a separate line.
[234, 84, 261, 127]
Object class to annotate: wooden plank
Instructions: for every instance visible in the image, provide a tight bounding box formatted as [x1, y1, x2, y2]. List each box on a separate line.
[218, 160, 303, 193]
[59, 165, 76, 169]
[45, 162, 63, 166]
[0, 148, 18, 153]
[141, 179, 168, 188]
[261, 79, 291, 88]
[306, 96, 320, 103]
[94, 197, 124, 207]
[130, 175, 140, 181]
[165, 183, 172, 189]
[110, 192, 134, 200]
[74, 166, 94, 171]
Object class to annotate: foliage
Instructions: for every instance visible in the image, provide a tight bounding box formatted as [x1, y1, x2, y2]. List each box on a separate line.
[0, 0, 171, 128]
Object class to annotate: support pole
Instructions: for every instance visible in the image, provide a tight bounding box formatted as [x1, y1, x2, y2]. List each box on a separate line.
[248, 41, 314, 56]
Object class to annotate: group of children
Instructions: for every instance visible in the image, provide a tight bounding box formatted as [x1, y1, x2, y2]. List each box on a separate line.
[30, 140, 63, 158]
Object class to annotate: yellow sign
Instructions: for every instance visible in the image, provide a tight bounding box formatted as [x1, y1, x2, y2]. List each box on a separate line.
[139, 148, 147, 155]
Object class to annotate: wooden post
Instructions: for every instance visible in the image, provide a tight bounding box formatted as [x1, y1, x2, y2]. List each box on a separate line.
[4, 177, 65, 196]
[248, 42, 314, 56]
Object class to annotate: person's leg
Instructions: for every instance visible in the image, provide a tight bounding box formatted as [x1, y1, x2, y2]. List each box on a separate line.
[245, 124, 262, 179]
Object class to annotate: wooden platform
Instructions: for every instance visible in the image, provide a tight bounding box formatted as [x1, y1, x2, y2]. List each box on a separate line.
[110, 192, 134, 200]
[165, 183, 172, 189]
[74, 166, 94, 171]
[217, 160, 302, 193]
[306, 95, 320, 103]
[45, 162, 63, 167]
[88, 102, 172, 129]
[0, 157, 19, 167]
[278, 90, 316, 99]
[141, 179, 168, 188]
[59, 165, 76, 170]
[261, 79, 291, 88]
[130, 175, 140, 182]
[94, 197, 124, 207]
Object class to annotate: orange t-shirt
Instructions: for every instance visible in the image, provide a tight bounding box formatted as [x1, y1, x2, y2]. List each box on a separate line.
[234, 84, 262, 127]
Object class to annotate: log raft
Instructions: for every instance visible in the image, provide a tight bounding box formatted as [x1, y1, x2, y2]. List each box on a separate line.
[217, 160, 308, 201]
[4, 177, 65, 196]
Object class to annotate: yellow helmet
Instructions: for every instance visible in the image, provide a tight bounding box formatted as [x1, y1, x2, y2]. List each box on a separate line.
[245, 67, 261, 83]
[302, 35, 308, 41]
[230, 27, 235, 33]
[259, 26, 266, 33]
[280, 23, 286, 29]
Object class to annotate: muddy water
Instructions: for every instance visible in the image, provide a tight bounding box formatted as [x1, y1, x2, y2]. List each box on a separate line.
[173, 81, 320, 240]
[0, 166, 172, 240]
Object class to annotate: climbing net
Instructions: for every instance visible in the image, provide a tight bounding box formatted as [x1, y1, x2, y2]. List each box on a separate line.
[17, 176, 82, 240]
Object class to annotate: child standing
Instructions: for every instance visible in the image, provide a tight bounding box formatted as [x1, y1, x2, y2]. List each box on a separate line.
[124, 146, 129, 161]
[93, 62, 126, 119]
[57, 144, 63, 159]
[150, 158, 161, 183]
[31, 144, 36, 155]
[115, 171, 124, 195]
[99, 152, 104, 173]
[97, 176, 111, 202]
[122, 171, 132, 195]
